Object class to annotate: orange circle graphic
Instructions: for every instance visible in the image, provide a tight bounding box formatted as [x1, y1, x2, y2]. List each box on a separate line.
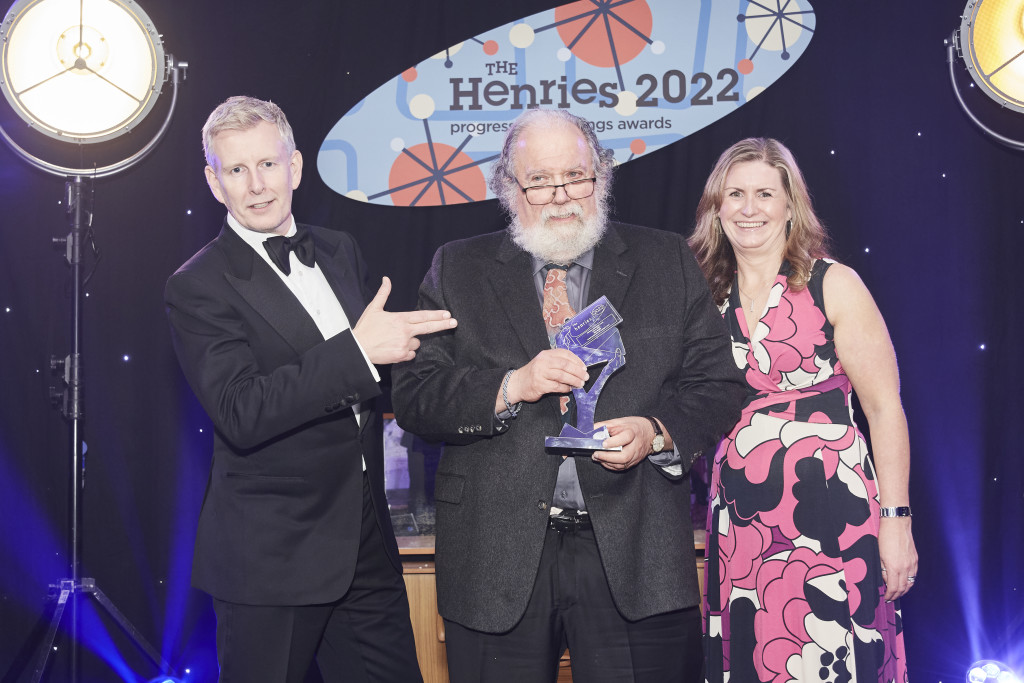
[388, 143, 487, 206]
[555, 0, 653, 68]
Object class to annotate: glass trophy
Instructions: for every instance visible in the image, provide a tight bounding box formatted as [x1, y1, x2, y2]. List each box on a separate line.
[544, 295, 625, 451]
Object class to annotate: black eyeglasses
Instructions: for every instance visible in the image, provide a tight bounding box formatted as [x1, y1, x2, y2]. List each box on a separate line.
[517, 177, 597, 206]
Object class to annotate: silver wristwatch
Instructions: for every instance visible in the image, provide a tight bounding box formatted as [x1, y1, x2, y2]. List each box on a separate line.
[645, 416, 665, 454]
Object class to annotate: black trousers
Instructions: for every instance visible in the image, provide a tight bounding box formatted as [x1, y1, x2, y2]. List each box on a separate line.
[212, 475, 422, 683]
[445, 524, 703, 683]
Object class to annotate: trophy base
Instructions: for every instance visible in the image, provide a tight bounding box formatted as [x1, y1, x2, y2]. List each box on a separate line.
[544, 436, 621, 451]
[545, 426, 621, 452]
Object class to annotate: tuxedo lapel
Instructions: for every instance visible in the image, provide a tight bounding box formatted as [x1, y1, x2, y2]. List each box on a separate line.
[308, 225, 367, 327]
[217, 224, 325, 356]
[308, 226, 375, 433]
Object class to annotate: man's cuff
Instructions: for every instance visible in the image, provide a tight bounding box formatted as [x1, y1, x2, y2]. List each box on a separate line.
[492, 410, 513, 433]
[351, 335, 381, 382]
[648, 444, 681, 468]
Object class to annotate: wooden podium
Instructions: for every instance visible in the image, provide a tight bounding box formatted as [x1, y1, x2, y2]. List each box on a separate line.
[399, 531, 706, 683]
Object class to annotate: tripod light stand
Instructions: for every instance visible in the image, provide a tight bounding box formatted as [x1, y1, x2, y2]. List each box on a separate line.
[0, 0, 187, 680]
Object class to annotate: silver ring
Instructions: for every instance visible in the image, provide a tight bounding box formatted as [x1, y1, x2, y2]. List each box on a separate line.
[908, 576, 916, 582]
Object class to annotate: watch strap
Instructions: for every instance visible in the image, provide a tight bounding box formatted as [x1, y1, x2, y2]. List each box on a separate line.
[644, 416, 664, 453]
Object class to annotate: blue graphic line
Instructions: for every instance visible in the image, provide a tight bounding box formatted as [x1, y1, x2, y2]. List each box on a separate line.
[694, 0, 712, 74]
[366, 161, 427, 199]
[411, 127, 445, 206]
[550, 10, 600, 48]
[432, 135, 478, 205]
[419, 120, 473, 206]
[439, 135, 474, 172]
[534, 4, 598, 33]
[373, 175, 426, 198]
[422, 118, 440, 176]
[745, 0, 815, 28]
[411, 178, 435, 206]
[776, 0, 815, 32]
[601, 8, 626, 92]
[319, 138, 359, 193]
[608, 1, 656, 47]
[366, 146, 495, 201]
[440, 152, 498, 181]
[777, 0, 791, 59]
[438, 177, 472, 205]
[409, 180, 433, 206]
[399, 150, 439, 177]
[445, 153, 499, 175]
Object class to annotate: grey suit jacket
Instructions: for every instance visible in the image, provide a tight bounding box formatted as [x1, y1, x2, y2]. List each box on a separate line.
[392, 222, 745, 633]
[165, 221, 399, 606]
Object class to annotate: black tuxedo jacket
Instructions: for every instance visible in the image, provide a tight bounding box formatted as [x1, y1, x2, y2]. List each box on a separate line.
[392, 223, 745, 633]
[165, 221, 398, 605]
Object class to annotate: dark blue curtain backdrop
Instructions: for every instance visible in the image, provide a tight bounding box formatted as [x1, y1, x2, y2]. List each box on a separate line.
[1, 2, 1021, 681]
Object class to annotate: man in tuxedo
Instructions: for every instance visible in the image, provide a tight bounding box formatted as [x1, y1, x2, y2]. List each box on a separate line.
[392, 109, 745, 682]
[165, 96, 454, 683]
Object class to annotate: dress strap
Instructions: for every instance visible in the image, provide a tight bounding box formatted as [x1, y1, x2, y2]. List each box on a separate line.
[807, 259, 832, 310]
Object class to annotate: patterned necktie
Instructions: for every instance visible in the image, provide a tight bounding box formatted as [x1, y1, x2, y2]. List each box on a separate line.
[542, 264, 577, 417]
[263, 226, 315, 276]
[542, 264, 577, 345]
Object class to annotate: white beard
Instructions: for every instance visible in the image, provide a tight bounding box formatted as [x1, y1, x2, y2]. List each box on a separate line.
[509, 201, 608, 264]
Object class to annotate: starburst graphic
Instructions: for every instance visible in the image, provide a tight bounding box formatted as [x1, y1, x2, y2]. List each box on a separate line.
[739, 0, 815, 62]
[374, 120, 490, 206]
[545, 0, 654, 89]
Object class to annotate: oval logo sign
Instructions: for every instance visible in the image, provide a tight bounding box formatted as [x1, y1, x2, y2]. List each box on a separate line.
[318, 0, 815, 206]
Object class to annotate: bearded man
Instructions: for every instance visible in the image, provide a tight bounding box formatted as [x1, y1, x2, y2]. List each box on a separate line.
[392, 109, 744, 683]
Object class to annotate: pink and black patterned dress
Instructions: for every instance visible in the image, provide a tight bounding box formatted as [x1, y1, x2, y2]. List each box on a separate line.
[704, 260, 908, 683]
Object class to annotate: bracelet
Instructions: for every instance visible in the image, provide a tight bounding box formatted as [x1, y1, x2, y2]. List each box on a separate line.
[879, 506, 912, 518]
[501, 369, 521, 418]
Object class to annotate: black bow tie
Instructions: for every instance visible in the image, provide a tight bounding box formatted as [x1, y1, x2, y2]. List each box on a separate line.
[263, 227, 315, 275]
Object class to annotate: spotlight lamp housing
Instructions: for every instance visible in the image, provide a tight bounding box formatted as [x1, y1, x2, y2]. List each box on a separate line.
[948, 0, 1024, 150]
[958, 0, 1024, 114]
[0, 0, 187, 177]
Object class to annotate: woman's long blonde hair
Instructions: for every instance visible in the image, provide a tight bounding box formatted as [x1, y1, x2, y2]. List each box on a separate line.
[688, 138, 831, 305]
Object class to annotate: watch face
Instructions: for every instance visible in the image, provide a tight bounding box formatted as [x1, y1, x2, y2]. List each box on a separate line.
[652, 434, 665, 452]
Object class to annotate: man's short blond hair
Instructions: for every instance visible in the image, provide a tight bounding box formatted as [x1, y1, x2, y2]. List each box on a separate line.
[202, 96, 295, 167]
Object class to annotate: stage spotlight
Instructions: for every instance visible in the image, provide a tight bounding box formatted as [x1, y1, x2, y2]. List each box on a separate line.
[958, 0, 1024, 114]
[948, 0, 1024, 150]
[0, 1, 185, 680]
[0, 0, 166, 143]
[967, 660, 1021, 683]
